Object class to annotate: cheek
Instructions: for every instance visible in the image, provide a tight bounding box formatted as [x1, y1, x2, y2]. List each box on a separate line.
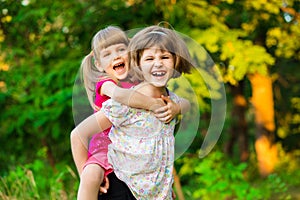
[122, 53, 128, 60]
[167, 65, 175, 77]
[166, 64, 175, 72]
[141, 68, 150, 77]
[139, 64, 146, 72]
[101, 63, 112, 72]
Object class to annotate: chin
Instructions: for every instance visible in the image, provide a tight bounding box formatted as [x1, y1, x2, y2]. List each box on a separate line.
[116, 74, 128, 80]
[151, 82, 167, 87]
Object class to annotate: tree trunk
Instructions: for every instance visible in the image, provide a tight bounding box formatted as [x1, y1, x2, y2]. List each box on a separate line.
[249, 73, 278, 177]
[224, 80, 249, 162]
[173, 168, 185, 200]
[41, 138, 56, 170]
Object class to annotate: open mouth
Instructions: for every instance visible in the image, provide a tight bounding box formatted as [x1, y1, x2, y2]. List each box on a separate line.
[151, 71, 166, 77]
[113, 62, 125, 72]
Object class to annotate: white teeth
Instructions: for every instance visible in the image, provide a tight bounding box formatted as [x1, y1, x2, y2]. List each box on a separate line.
[115, 63, 122, 67]
[113, 62, 124, 69]
[152, 71, 166, 76]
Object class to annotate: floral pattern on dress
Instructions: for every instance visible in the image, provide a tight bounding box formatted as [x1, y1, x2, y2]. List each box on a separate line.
[101, 91, 180, 200]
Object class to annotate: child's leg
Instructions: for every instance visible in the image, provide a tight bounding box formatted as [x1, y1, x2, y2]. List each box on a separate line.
[77, 163, 105, 200]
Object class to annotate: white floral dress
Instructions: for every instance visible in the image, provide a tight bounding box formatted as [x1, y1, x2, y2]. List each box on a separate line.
[101, 91, 180, 200]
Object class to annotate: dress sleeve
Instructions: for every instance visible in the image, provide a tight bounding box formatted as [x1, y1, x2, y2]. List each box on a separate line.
[101, 99, 130, 126]
[168, 91, 181, 104]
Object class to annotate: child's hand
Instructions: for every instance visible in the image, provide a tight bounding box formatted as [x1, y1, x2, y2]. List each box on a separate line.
[149, 98, 166, 111]
[99, 176, 109, 194]
[153, 95, 180, 123]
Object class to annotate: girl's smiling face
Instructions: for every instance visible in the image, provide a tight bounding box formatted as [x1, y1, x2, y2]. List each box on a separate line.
[139, 47, 174, 87]
[98, 43, 129, 80]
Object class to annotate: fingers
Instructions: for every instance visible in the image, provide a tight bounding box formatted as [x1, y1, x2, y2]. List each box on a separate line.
[154, 106, 170, 117]
[161, 95, 171, 103]
[153, 95, 176, 123]
[99, 176, 109, 194]
[149, 98, 166, 111]
[154, 111, 172, 123]
[153, 96, 171, 114]
[153, 106, 169, 115]
[153, 96, 172, 114]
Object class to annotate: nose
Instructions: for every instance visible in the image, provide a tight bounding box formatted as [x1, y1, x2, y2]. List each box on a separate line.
[113, 51, 121, 60]
[153, 58, 163, 67]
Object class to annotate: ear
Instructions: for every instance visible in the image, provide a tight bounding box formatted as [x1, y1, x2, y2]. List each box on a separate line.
[94, 59, 100, 67]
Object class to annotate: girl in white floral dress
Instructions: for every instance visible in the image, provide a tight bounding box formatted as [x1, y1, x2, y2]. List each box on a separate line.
[71, 25, 192, 200]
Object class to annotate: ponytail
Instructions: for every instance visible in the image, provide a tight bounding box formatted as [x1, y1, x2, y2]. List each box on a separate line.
[80, 52, 101, 111]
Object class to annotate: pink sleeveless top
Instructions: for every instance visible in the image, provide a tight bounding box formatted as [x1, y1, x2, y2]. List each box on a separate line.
[84, 78, 135, 176]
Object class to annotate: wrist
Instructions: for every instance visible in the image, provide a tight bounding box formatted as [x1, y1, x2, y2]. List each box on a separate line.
[148, 98, 158, 111]
[149, 98, 164, 111]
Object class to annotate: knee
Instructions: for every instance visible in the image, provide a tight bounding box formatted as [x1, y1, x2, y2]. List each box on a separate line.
[81, 164, 104, 186]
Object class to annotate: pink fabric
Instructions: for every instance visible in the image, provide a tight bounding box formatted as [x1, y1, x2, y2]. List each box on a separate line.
[84, 78, 136, 176]
[119, 81, 136, 89]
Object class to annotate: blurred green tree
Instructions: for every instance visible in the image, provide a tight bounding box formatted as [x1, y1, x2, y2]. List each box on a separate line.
[0, 0, 299, 198]
[154, 0, 300, 176]
[0, 0, 162, 172]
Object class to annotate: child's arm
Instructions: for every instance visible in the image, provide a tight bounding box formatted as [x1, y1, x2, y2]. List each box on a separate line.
[101, 81, 165, 111]
[70, 111, 112, 176]
[102, 81, 189, 123]
[153, 96, 191, 123]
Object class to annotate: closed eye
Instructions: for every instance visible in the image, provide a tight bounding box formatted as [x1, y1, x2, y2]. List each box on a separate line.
[118, 47, 126, 52]
[145, 57, 154, 61]
[102, 51, 110, 57]
[161, 52, 172, 59]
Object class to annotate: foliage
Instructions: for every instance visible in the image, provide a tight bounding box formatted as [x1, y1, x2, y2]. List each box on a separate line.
[0, 160, 78, 200]
[257, 174, 291, 200]
[177, 150, 261, 199]
[0, 0, 83, 173]
[0, 0, 300, 199]
[0, 0, 162, 172]
[176, 150, 297, 200]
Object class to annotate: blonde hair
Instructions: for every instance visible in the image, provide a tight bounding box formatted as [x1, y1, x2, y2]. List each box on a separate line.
[80, 26, 129, 110]
[128, 25, 192, 81]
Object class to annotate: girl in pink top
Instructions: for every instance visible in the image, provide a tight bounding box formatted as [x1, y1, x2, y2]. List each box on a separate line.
[72, 26, 189, 200]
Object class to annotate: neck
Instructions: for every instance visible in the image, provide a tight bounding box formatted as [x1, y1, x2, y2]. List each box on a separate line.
[135, 82, 167, 98]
